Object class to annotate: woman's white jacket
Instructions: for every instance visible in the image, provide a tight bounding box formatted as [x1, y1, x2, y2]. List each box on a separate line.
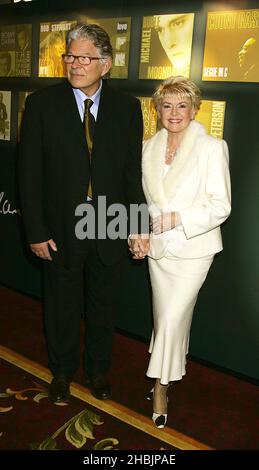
[142, 120, 231, 259]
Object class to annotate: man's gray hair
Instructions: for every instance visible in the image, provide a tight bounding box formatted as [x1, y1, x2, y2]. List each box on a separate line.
[66, 23, 113, 60]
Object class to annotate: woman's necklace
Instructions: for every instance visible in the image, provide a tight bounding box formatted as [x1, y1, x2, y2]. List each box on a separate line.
[165, 145, 178, 165]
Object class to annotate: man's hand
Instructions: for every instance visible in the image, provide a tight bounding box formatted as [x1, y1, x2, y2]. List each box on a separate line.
[30, 239, 57, 261]
[151, 212, 175, 235]
[128, 234, 149, 260]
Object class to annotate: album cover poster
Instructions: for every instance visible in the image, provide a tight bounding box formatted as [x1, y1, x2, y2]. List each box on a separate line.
[18, 91, 32, 139]
[0, 90, 11, 141]
[0, 24, 32, 77]
[88, 17, 131, 79]
[39, 21, 76, 77]
[202, 9, 259, 82]
[138, 97, 226, 140]
[139, 13, 194, 80]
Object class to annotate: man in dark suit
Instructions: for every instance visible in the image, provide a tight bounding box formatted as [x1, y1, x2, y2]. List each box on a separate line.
[19, 23, 149, 403]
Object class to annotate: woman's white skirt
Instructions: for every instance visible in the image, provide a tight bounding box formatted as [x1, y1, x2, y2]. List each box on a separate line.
[146, 254, 214, 384]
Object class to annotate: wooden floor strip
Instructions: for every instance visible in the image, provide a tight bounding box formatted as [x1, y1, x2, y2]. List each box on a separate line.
[0, 344, 212, 450]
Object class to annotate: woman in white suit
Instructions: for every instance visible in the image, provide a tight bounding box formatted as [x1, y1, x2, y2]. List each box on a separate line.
[141, 76, 231, 428]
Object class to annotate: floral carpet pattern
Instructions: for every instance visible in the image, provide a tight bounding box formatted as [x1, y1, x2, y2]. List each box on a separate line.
[1, 383, 117, 450]
[0, 358, 174, 451]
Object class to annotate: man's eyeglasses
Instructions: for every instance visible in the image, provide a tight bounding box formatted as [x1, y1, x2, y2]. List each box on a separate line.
[62, 54, 104, 65]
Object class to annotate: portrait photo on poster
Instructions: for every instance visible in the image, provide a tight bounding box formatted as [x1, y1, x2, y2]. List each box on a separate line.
[202, 8, 259, 82]
[0, 51, 15, 77]
[139, 12, 194, 80]
[0, 24, 32, 77]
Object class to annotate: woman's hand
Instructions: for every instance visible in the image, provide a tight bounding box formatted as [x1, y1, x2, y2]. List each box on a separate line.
[128, 234, 149, 259]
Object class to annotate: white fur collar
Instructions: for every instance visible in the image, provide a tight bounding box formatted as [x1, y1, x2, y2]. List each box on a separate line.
[142, 120, 207, 209]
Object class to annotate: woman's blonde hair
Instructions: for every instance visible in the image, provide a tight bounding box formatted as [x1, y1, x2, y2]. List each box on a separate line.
[153, 76, 202, 112]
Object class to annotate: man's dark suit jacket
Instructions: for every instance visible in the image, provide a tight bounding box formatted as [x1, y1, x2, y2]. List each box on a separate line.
[19, 80, 146, 267]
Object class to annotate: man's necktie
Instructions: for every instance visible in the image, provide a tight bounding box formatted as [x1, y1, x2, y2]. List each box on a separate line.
[84, 98, 95, 198]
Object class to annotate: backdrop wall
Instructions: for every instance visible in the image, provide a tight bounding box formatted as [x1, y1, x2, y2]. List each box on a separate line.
[0, 0, 258, 380]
